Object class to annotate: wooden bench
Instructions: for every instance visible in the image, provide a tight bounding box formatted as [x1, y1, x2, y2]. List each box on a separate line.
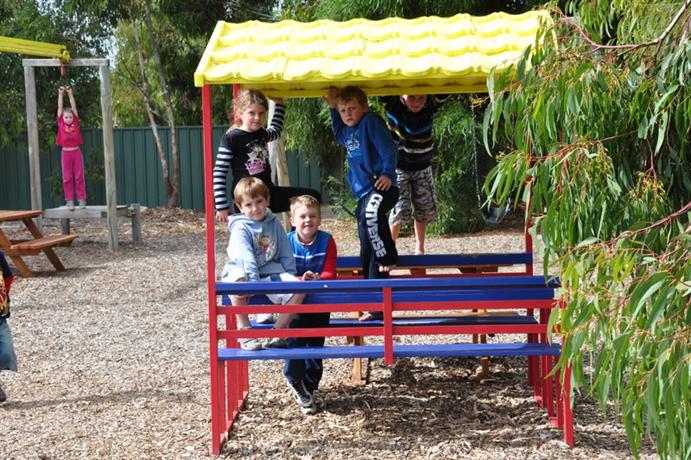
[43, 203, 143, 244]
[211, 275, 574, 453]
[8, 234, 79, 253]
[0, 210, 79, 277]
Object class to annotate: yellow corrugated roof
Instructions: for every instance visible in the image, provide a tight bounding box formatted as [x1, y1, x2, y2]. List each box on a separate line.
[194, 10, 550, 97]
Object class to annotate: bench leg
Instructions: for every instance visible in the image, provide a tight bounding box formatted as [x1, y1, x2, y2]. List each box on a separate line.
[130, 204, 142, 243]
[348, 336, 368, 386]
[471, 333, 490, 381]
[60, 218, 71, 234]
[7, 254, 33, 277]
[42, 247, 66, 271]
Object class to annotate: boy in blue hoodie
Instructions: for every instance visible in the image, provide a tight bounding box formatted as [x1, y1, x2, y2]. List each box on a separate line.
[325, 86, 399, 321]
[222, 177, 304, 350]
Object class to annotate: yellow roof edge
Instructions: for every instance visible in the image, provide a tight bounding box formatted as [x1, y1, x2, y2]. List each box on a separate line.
[256, 83, 491, 99]
[194, 21, 227, 87]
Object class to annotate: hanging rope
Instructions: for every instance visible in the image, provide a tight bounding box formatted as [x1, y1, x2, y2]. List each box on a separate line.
[470, 98, 482, 210]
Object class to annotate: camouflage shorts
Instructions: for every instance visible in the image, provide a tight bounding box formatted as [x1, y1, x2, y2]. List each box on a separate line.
[389, 166, 438, 226]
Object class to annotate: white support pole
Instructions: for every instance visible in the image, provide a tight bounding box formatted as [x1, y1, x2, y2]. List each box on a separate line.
[23, 64, 42, 212]
[99, 63, 118, 251]
[268, 100, 291, 228]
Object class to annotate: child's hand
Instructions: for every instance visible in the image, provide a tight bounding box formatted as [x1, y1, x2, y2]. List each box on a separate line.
[216, 209, 230, 222]
[65, 86, 73, 94]
[324, 87, 339, 108]
[58, 86, 65, 94]
[374, 175, 392, 191]
[302, 271, 320, 281]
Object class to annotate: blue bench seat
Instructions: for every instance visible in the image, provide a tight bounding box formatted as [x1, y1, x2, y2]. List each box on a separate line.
[219, 342, 561, 361]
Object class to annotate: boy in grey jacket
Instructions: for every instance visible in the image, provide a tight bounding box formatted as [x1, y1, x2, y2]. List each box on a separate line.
[222, 177, 304, 350]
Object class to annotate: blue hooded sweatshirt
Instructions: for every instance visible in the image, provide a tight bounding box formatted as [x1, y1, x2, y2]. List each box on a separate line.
[223, 210, 296, 281]
[330, 109, 398, 199]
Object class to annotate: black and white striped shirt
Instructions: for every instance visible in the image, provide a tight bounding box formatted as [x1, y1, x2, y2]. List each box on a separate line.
[212, 104, 286, 211]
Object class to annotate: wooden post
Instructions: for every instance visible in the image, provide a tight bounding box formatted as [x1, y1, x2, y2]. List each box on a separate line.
[100, 63, 118, 251]
[268, 99, 291, 228]
[23, 64, 42, 213]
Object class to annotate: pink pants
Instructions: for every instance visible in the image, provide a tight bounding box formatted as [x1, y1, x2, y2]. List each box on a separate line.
[61, 148, 87, 201]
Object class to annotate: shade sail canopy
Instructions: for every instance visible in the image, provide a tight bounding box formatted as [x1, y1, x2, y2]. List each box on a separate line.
[194, 10, 550, 97]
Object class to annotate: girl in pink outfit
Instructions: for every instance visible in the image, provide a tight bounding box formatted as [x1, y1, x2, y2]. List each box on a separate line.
[56, 85, 86, 210]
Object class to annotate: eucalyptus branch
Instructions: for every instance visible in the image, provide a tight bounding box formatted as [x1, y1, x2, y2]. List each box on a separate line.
[530, 130, 638, 163]
[559, 0, 691, 51]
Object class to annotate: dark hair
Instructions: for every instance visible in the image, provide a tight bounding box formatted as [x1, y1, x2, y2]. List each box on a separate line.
[335, 86, 368, 107]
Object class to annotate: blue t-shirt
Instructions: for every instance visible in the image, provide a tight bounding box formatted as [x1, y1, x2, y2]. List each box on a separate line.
[330, 110, 398, 199]
[288, 230, 331, 276]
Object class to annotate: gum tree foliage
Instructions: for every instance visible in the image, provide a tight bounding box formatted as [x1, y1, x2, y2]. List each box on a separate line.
[61, 0, 276, 206]
[279, 0, 541, 229]
[483, 1, 690, 457]
[0, 1, 109, 148]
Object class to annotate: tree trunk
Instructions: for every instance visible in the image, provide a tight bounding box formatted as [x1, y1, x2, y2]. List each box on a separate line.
[133, 24, 173, 201]
[144, 0, 179, 208]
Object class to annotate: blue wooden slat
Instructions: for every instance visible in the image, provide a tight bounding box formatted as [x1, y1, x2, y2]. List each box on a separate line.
[337, 252, 533, 268]
[221, 287, 555, 306]
[216, 275, 560, 295]
[218, 342, 561, 361]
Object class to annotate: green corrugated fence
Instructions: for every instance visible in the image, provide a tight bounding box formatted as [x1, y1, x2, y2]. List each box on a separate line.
[0, 126, 325, 211]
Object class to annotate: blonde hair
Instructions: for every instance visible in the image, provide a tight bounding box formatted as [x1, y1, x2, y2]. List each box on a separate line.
[336, 86, 368, 108]
[290, 195, 321, 217]
[233, 177, 270, 205]
[236, 89, 268, 113]
[228, 89, 269, 130]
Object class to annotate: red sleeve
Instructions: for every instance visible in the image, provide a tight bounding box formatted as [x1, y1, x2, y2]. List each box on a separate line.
[319, 236, 338, 280]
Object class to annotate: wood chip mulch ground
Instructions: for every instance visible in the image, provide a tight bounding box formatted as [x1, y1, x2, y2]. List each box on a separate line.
[0, 208, 657, 459]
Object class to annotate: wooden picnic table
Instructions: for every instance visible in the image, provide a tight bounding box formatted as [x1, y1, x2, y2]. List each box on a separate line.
[0, 210, 78, 277]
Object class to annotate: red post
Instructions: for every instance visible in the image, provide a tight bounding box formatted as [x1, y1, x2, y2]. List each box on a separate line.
[383, 287, 394, 365]
[562, 363, 574, 447]
[202, 84, 225, 455]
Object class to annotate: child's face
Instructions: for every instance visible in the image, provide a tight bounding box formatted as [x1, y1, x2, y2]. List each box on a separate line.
[337, 99, 368, 127]
[290, 204, 321, 242]
[402, 95, 427, 113]
[237, 194, 270, 221]
[239, 103, 267, 132]
[62, 111, 74, 125]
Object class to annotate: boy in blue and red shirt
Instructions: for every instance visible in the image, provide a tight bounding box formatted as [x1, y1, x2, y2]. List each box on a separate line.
[284, 195, 337, 415]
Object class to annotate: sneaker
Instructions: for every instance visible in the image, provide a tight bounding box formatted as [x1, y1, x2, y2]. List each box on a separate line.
[0, 383, 6, 403]
[239, 337, 264, 350]
[300, 402, 317, 415]
[255, 313, 276, 324]
[265, 336, 289, 348]
[286, 379, 313, 408]
[66, 200, 74, 211]
[78, 200, 86, 209]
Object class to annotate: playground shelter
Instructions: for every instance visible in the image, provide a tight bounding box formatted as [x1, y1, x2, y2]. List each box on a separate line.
[195, 10, 554, 454]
